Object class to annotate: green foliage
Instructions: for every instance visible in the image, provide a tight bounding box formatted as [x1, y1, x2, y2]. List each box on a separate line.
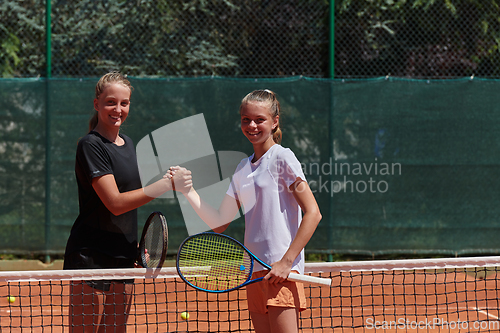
[186, 40, 238, 76]
[0, 29, 20, 77]
[0, 0, 45, 77]
[39, 0, 244, 77]
[336, 0, 500, 77]
[1, 0, 327, 78]
[3, 0, 500, 78]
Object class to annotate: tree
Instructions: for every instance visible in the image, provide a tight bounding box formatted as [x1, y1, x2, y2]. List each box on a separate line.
[335, 0, 500, 77]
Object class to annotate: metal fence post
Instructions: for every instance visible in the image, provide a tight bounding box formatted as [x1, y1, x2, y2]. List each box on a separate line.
[328, 0, 335, 262]
[329, 0, 335, 79]
[44, 0, 52, 263]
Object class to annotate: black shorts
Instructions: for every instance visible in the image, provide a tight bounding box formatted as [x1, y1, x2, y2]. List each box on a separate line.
[64, 249, 134, 291]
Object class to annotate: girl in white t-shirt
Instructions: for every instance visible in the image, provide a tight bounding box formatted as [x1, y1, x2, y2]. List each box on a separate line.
[174, 89, 322, 333]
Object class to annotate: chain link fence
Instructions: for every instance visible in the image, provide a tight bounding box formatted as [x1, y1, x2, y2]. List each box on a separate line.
[3, 0, 500, 79]
[1, 0, 328, 78]
[335, 0, 500, 78]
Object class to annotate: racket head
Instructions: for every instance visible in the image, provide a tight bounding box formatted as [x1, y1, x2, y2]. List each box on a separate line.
[138, 211, 168, 268]
[176, 232, 254, 293]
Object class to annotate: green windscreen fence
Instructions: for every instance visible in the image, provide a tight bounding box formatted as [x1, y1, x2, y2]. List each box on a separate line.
[1, 77, 499, 257]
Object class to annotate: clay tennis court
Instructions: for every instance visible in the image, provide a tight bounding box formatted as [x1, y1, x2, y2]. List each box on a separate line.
[0, 276, 251, 332]
[0, 267, 499, 332]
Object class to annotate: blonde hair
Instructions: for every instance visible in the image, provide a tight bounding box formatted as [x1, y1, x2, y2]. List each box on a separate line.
[88, 72, 133, 132]
[240, 89, 282, 144]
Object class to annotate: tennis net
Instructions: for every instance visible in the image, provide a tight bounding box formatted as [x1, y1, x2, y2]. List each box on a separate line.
[1, 257, 500, 332]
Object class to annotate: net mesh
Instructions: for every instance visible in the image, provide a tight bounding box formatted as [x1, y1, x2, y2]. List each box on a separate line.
[1, 258, 500, 332]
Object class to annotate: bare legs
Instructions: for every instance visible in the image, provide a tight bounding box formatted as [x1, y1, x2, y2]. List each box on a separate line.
[250, 307, 300, 333]
[69, 281, 133, 333]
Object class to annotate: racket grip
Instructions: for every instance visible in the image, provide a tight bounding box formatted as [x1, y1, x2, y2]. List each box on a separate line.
[288, 272, 332, 286]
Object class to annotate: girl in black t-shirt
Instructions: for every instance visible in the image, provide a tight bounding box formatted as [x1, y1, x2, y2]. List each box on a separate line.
[64, 72, 191, 332]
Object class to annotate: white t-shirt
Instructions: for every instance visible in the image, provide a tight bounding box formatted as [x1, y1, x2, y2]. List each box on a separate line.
[226, 144, 306, 274]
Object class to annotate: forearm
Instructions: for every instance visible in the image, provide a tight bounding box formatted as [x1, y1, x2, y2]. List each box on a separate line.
[98, 177, 173, 216]
[107, 189, 154, 216]
[182, 188, 237, 232]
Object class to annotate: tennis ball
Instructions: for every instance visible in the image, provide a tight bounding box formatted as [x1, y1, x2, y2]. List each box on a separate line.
[180, 311, 190, 320]
[7, 296, 15, 303]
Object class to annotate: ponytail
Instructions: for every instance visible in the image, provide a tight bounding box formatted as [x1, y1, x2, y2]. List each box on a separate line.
[88, 111, 98, 133]
[272, 126, 282, 144]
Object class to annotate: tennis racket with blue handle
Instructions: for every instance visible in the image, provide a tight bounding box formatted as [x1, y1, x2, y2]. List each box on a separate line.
[176, 232, 331, 293]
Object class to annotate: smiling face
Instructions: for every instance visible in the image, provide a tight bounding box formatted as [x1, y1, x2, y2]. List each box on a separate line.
[93, 83, 131, 130]
[240, 101, 279, 148]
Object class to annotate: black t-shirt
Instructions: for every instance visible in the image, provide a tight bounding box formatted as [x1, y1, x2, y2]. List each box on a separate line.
[64, 131, 142, 267]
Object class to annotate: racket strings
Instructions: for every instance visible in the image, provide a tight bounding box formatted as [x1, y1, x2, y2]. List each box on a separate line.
[178, 234, 252, 291]
[141, 214, 167, 268]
